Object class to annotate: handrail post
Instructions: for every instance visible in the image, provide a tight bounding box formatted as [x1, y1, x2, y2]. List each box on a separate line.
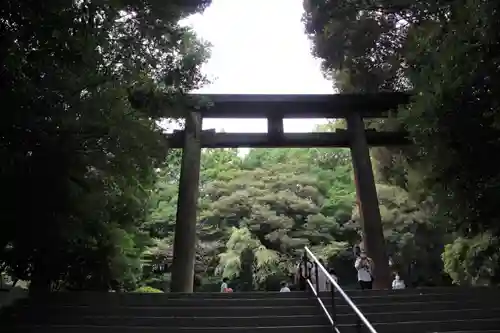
[315, 261, 320, 295]
[302, 251, 308, 291]
[330, 279, 337, 325]
[304, 246, 378, 333]
[357, 317, 362, 333]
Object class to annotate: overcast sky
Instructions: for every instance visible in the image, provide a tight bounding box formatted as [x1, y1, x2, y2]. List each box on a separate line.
[173, 0, 334, 134]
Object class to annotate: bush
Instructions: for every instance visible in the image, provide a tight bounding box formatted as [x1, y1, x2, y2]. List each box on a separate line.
[134, 286, 164, 293]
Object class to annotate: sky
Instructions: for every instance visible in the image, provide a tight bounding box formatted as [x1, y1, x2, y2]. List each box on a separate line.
[171, 0, 334, 134]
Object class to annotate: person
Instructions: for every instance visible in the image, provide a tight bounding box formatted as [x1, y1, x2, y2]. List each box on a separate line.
[220, 277, 230, 293]
[315, 259, 329, 292]
[392, 273, 406, 290]
[280, 281, 291, 292]
[355, 251, 374, 290]
[295, 257, 313, 291]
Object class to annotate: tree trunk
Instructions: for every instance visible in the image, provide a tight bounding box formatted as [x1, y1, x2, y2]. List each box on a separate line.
[348, 113, 391, 289]
[170, 112, 202, 292]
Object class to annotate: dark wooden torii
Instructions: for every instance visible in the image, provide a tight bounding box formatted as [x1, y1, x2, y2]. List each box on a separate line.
[168, 92, 411, 292]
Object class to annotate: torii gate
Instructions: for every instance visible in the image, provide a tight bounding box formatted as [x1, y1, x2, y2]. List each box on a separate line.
[167, 92, 411, 292]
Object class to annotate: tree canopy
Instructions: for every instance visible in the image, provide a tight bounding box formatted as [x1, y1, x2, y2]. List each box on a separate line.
[303, 0, 500, 285]
[0, 0, 211, 292]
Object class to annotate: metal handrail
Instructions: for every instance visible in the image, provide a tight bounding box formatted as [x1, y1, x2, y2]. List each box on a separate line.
[303, 246, 378, 333]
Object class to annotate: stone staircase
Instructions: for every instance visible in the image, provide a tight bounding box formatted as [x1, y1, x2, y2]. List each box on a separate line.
[1, 287, 500, 333]
[1, 291, 330, 333]
[328, 287, 500, 333]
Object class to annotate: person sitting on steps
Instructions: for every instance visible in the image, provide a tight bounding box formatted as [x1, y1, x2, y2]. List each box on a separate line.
[280, 281, 291, 292]
[220, 277, 231, 293]
[392, 273, 406, 290]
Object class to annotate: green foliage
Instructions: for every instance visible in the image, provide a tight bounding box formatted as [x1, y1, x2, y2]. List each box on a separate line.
[303, 0, 500, 285]
[134, 286, 164, 293]
[147, 141, 447, 290]
[443, 234, 500, 286]
[214, 227, 280, 288]
[0, 0, 211, 291]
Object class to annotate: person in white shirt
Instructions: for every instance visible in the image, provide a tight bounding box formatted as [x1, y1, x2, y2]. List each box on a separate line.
[280, 281, 291, 292]
[315, 259, 329, 292]
[220, 277, 229, 292]
[354, 251, 374, 290]
[392, 274, 406, 290]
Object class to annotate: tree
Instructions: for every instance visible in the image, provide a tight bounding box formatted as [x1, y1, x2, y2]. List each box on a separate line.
[303, 0, 500, 285]
[442, 234, 500, 286]
[0, 0, 211, 292]
[216, 227, 279, 287]
[148, 132, 451, 289]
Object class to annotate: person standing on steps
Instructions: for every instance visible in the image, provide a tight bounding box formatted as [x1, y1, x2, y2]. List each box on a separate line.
[316, 259, 329, 292]
[295, 256, 313, 291]
[355, 251, 374, 290]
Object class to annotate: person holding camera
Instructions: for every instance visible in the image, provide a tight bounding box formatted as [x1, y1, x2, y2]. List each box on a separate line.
[354, 251, 374, 290]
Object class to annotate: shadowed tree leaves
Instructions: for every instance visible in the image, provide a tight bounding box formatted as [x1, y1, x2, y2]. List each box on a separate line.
[303, 0, 500, 285]
[0, 0, 211, 291]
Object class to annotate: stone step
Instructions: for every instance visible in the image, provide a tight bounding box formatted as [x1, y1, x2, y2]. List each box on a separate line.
[338, 318, 500, 333]
[327, 291, 500, 305]
[32, 287, 496, 300]
[336, 287, 500, 298]
[338, 307, 500, 325]
[21, 290, 500, 308]
[22, 296, 317, 307]
[9, 305, 322, 317]
[343, 298, 500, 314]
[15, 308, 500, 328]
[8, 319, 500, 333]
[437, 331, 500, 333]
[27, 291, 310, 301]
[4, 324, 333, 333]
[14, 297, 500, 318]
[14, 314, 328, 327]
[21, 287, 500, 306]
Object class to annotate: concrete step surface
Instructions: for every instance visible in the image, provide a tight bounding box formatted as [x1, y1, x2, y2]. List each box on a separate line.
[21, 290, 500, 307]
[21, 287, 500, 306]
[3, 324, 334, 333]
[21, 295, 314, 307]
[8, 304, 322, 317]
[13, 308, 500, 328]
[6, 319, 500, 333]
[18, 287, 499, 304]
[12, 314, 329, 327]
[338, 307, 500, 325]
[12, 297, 500, 318]
[3, 288, 500, 333]
[343, 318, 500, 333]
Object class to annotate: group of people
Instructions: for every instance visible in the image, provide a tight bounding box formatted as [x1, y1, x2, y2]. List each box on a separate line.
[220, 250, 405, 293]
[355, 250, 406, 290]
[292, 258, 338, 292]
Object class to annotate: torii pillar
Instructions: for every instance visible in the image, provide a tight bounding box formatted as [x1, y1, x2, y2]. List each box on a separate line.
[347, 113, 391, 289]
[170, 112, 202, 292]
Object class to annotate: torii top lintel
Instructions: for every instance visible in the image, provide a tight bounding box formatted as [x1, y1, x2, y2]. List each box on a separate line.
[186, 92, 411, 119]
